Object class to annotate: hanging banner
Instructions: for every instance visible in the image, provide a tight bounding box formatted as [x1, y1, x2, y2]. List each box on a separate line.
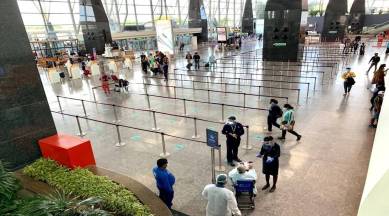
[217, 27, 227, 42]
[155, 20, 175, 55]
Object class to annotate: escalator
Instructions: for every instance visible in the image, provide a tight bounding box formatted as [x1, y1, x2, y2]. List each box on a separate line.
[363, 20, 389, 35]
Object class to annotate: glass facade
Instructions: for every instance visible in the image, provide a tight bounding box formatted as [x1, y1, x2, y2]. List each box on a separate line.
[16, 0, 389, 40]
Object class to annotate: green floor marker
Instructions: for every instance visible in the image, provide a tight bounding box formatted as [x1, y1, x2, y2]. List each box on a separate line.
[175, 144, 185, 151]
[255, 135, 263, 141]
[130, 134, 141, 141]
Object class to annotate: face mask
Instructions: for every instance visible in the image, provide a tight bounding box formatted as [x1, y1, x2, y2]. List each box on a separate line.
[283, 108, 287, 112]
[227, 120, 235, 125]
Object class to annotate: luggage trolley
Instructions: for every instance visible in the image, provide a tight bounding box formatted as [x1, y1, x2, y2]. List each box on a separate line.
[234, 180, 255, 209]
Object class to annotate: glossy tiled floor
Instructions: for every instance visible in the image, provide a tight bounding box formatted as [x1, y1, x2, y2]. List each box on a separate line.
[40, 40, 388, 215]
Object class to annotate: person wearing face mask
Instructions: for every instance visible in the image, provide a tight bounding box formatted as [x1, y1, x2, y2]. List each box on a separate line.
[279, 104, 302, 141]
[222, 116, 245, 167]
[267, 99, 283, 132]
[202, 174, 242, 216]
[257, 136, 280, 192]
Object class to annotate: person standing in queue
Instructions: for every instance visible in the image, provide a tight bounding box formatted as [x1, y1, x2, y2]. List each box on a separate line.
[202, 174, 242, 216]
[278, 104, 302, 141]
[257, 136, 280, 192]
[359, 43, 366, 55]
[222, 116, 245, 167]
[267, 99, 283, 132]
[193, 52, 201, 70]
[342, 67, 356, 95]
[185, 52, 193, 70]
[152, 158, 175, 209]
[162, 56, 169, 82]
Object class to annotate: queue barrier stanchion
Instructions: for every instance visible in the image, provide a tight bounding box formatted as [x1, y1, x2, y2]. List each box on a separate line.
[220, 104, 225, 122]
[183, 99, 187, 116]
[242, 125, 252, 150]
[144, 83, 149, 94]
[192, 117, 200, 139]
[215, 146, 226, 172]
[57, 96, 63, 114]
[152, 111, 160, 131]
[76, 116, 86, 137]
[115, 125, 126, 147]
[207, 90, 210, 103]
[92, 88, 97, 102]
[146, 94, 151, 110]
[173, 86, 177, 99]
[81, 100, 88, 117]
[159, 132, 170, 158]
[112, 104, 120, 123]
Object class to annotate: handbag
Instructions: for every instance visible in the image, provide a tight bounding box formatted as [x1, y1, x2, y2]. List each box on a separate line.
[347, 77, 356, 85]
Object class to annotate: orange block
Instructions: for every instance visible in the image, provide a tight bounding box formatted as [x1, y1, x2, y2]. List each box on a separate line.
[38, 133, 96, 169]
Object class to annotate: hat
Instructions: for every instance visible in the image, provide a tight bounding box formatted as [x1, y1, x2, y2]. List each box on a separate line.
[228, 116, 236, 121]
[346, 67, 351, 70]
[216, 174, 228, 185]
[378, 91, 385, 95]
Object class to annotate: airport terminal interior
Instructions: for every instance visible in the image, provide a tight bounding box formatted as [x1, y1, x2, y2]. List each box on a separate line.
[1, 0, 389, 215]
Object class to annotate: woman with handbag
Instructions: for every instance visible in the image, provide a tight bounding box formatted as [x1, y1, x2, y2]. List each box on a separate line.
[278, 104, 302, 141]
[341, 67, 356, 95]
[372, 64, 388, 87]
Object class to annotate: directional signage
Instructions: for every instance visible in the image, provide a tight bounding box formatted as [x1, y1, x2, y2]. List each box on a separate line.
[206, 129, 219, 148]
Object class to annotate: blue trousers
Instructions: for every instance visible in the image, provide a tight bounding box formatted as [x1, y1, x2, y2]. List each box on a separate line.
[159, 189, 174, 209]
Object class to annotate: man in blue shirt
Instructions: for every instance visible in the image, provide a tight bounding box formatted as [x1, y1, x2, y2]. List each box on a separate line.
[152, 158, 175, 209]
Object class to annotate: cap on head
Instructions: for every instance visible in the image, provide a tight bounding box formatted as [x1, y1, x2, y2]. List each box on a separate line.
[228, 116, 236, 121]
[216, 174, 228, 185]
[346, 67, 351, 70]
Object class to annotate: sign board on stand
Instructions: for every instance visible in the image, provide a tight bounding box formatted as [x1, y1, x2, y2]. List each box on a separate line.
[191, 36, 198, 51]
[155, 20, 175, 55]
[217, 27, 227, 42]
[206, 128, 223, 183]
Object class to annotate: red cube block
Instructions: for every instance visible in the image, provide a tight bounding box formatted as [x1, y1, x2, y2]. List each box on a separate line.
[38, 133, 96, 169]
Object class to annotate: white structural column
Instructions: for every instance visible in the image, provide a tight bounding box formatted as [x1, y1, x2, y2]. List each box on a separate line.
[113, 0, 121, 31]
[150, 0, 155, 29]
[225, 0, 230, 26]
[133, 0, 139, 30]
[233, 0, 236, 27]
[177, 0, 182, 26]
[218, 0, 221, 25]
[67, 0, 78, 35]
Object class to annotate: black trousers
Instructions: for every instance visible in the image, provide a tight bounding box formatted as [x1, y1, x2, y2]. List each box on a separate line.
[226, 140, 240, 162]
[344, 82, 353, 93]
[282, 129, 300, 138]
[194, 61, 200, 69]
[159, 189, 174, 209]
[267, 116, 280, 132]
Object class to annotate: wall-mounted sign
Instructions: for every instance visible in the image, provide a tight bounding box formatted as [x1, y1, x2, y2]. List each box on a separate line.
[155, 20, 175, 55]
[217, 27, 227, 42]
[273, 42, 287, 47]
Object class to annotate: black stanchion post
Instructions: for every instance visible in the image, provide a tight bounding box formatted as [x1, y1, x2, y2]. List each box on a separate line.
[146, 94, 151, 110]
[76, 116, 86, 137]
[115, 125, 126, 147]
[173, 86, 177, 99]
[207, 90, 210, 103]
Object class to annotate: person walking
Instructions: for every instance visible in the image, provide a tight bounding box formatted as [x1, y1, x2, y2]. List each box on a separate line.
[140, 52, 148, 73]
[222, 116, 245, 166]
[202, 174, 242, 216]
[278, 104, 302, 141]
[353, 41, 359, 54]
[100, 73, 110, 95]
[152, 158, 175, 209]
[267, 99, 283, 132]
[193, 52, 200, 70]
[372, 64, 388, 87]
[369, 91, 384, 128]
[367, 53, 381, 74]
[185, 52, 193, 70]
[359, 43, 366, 55]
[257, 136, 280, 193]
[342, 67, 356, 95]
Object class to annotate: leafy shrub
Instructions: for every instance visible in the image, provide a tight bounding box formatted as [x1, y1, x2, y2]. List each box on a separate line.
[23, 158, 152, 216]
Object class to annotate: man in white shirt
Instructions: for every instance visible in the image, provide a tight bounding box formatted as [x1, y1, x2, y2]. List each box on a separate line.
[202, 174, 242, 216]
[228, 163, 257, 194]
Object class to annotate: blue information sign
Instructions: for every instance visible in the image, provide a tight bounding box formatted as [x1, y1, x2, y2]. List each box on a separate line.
[206, 129, 219, 148]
